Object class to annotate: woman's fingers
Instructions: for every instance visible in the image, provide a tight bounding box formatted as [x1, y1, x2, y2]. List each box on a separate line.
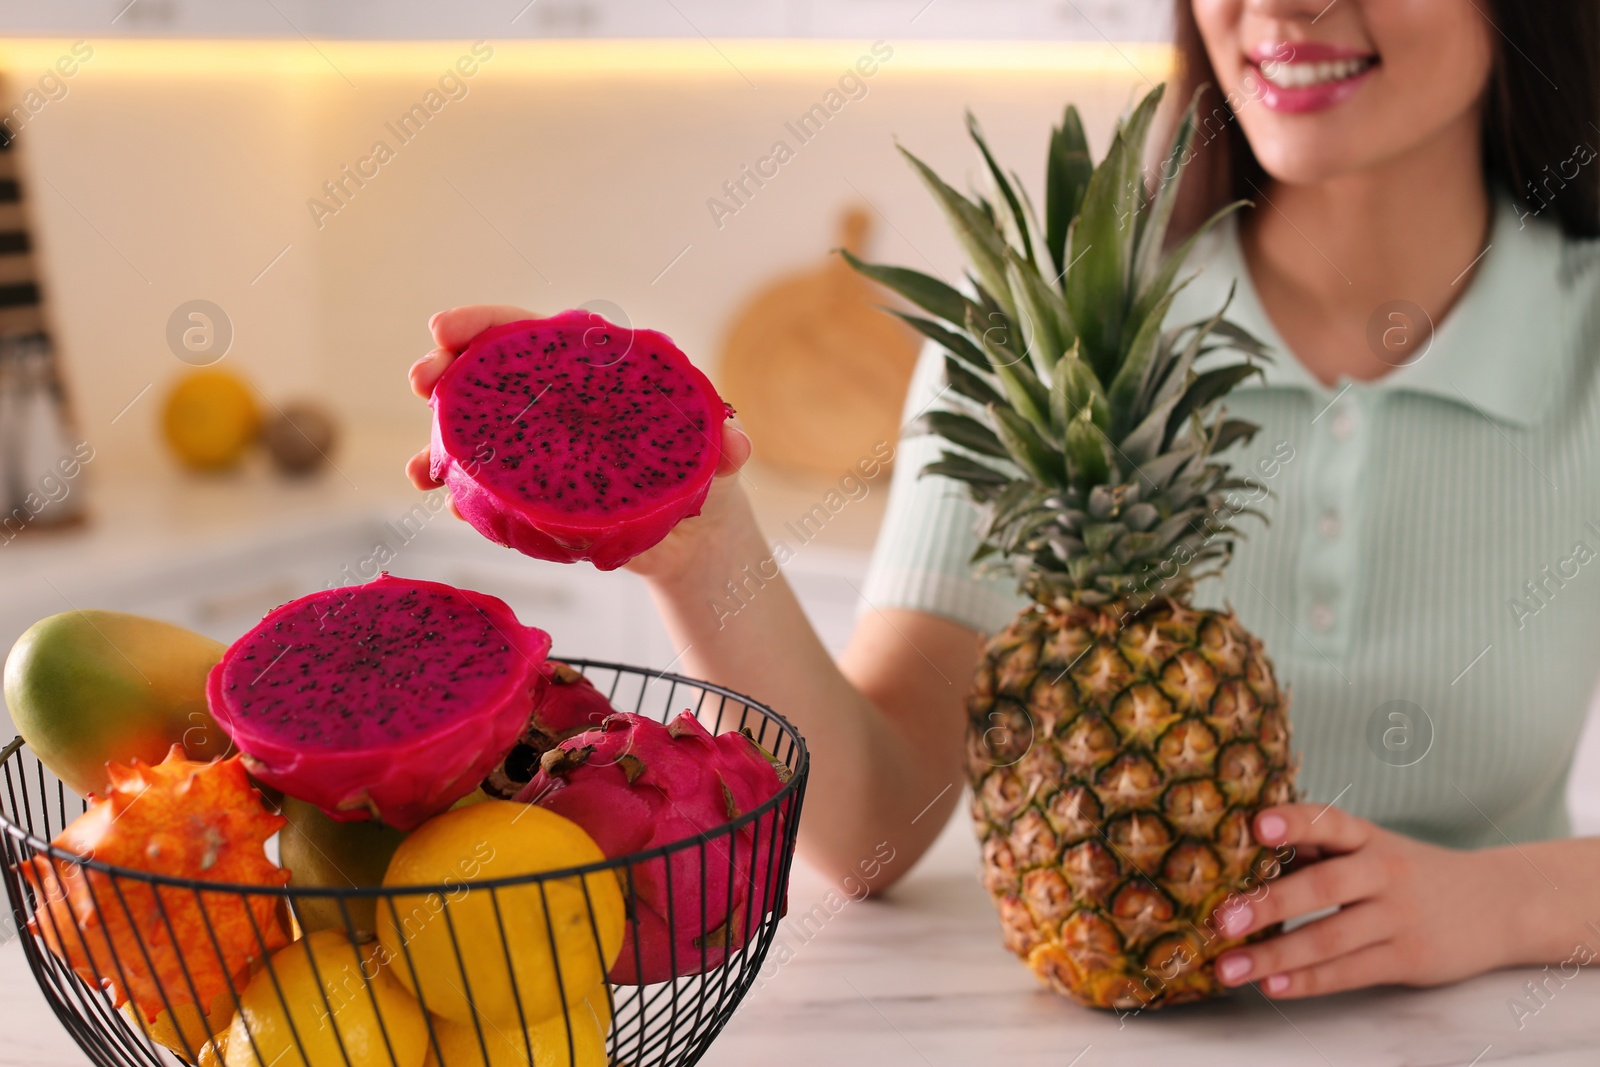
[404, 449, 462, 519]
[1214, 902, 1392, 987]
[430, 304, 539, 351]
[410, 347, 455, 399]
[1256, 941, 1399, 1000]
[717, 420, 752, 476]
[1213, 851, 1385, 939]
[405, 448, 440, 490]
[1254, 804, 1372, 855]
[413, 306, 539, 399]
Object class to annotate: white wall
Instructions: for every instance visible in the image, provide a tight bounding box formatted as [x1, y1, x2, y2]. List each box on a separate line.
[5, 39, 1162, 462]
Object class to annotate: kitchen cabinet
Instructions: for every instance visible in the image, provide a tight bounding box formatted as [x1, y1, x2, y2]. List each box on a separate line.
[0, 0, 1170, 41]
[0, 421, 874, 743]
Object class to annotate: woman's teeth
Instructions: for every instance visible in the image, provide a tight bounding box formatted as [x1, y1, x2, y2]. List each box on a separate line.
[1258, 56, 1374, 89]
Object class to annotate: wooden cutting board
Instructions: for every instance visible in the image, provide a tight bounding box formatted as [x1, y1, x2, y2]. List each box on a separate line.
[717, 208, 919, 479]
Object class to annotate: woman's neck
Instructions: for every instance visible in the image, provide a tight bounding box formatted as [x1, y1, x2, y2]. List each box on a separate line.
[1239, 111, 1492, 387]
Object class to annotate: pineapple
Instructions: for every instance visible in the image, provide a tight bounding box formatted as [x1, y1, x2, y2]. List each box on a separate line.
[846, 85, 1296, 1010]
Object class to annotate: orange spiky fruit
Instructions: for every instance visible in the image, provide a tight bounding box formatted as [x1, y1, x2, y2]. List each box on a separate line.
[21, 744, 290, 1021]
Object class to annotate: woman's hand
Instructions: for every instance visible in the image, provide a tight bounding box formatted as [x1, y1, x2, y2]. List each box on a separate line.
[1209, 804, 1519, 999]
[404, 305, 753, 584]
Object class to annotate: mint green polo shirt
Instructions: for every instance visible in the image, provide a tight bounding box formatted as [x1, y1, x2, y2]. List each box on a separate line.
[861, 195, 1600, 846]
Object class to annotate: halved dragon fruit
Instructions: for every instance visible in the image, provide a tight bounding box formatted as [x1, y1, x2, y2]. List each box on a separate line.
[516, 710, 790, 984]
[207, 574, 550, 831]
[429, 310, 732, 570]
[481, 659, 618, 799]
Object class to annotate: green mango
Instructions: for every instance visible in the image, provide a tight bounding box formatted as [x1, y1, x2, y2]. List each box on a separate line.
[279, 796, 407, 937]
[4, 610, 230, 797]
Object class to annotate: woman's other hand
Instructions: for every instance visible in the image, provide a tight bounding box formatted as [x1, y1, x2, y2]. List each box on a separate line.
[1209, 804, 1520, 998]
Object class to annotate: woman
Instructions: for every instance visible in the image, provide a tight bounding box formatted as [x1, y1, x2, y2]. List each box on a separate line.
[408, 0, 1600, 999]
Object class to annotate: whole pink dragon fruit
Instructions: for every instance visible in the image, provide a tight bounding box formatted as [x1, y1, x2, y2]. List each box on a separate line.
[516, 711, 791, 984]
[208, 574, 550, 830]
[429, 310, 732, 571]
[481, 660, 617, 799]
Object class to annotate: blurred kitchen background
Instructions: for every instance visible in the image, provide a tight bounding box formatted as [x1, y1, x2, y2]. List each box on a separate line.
[0, 0, 1595, 831]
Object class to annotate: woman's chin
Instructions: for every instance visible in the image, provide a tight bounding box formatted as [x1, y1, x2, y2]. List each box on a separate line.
[1245, 135, 1383, 189]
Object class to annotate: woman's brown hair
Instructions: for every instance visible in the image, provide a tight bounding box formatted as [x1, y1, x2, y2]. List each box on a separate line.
[1168, 0, 1600, 239]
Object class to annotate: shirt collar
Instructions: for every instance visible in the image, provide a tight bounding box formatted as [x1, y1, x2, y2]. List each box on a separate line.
[1173, 193, 1570, 427]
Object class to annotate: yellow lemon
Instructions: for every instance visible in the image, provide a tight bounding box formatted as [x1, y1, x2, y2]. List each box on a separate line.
[162, 369, 260, 470]
[378, 802, 624, 1028]
[420, 988, 611, 1066]
[222, 930, 429, 1067]
[448, 788, 493, 811]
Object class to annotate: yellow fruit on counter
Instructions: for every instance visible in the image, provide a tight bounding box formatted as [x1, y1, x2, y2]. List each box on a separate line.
[163, 369, 260, 470]
[222, 930, 429, 1067]
[421, 987, 612, 1066]
[378, 802, 624, 1028]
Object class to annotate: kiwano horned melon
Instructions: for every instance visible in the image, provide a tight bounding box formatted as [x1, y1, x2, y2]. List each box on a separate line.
[22, 745, 289, 1023]
[429, 310, 732, 570]
[206, 574, 551, 830]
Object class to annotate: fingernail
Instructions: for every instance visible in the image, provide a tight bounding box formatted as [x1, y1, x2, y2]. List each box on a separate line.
[1257, 813, 1288, 843]
[1265, 973, 1290, 995]
[1217, 956, 1250, 984]
[1219, 902, 1253, 937]
[429, 310, 444, 331]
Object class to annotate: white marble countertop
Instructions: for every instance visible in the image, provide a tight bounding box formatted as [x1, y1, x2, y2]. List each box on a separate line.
[696, 814, 1600, 1067]
[5, 809, 1597, 1067]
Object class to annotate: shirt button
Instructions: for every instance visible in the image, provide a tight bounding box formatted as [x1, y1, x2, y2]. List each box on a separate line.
[1330, 410, 1356, 441]
[1318, 511, 1342, 540]
[1309, 603, 1335, 631]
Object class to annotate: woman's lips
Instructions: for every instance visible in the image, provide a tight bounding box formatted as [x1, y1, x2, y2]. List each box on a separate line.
[1246, 41, 1378, 114]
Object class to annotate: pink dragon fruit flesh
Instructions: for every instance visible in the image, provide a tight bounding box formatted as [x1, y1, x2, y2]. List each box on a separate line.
[429, 310, 732, 571]
[481, 659, 617, 799]
[516, 710, 792, 985]
[208, 574, 550, 831]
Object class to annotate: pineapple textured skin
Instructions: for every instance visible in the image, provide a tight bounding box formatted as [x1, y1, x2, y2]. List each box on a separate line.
[968, 599, 1295, 1009]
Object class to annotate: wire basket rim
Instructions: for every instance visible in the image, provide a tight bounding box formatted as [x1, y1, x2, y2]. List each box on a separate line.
[0, 657, 809, 897]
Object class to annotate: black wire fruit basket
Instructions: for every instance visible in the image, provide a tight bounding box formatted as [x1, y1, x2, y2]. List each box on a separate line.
[0, 660, 808, 1067]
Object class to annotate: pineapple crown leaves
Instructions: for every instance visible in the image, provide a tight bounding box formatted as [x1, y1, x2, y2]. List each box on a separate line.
[844, 83, 1275, 608]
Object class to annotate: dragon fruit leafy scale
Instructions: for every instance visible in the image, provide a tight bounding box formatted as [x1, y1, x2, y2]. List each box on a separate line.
[517, 710, 788, 984]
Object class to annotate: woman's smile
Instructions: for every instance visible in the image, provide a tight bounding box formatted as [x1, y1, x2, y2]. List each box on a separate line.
[1250, 40, 1380, 112]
